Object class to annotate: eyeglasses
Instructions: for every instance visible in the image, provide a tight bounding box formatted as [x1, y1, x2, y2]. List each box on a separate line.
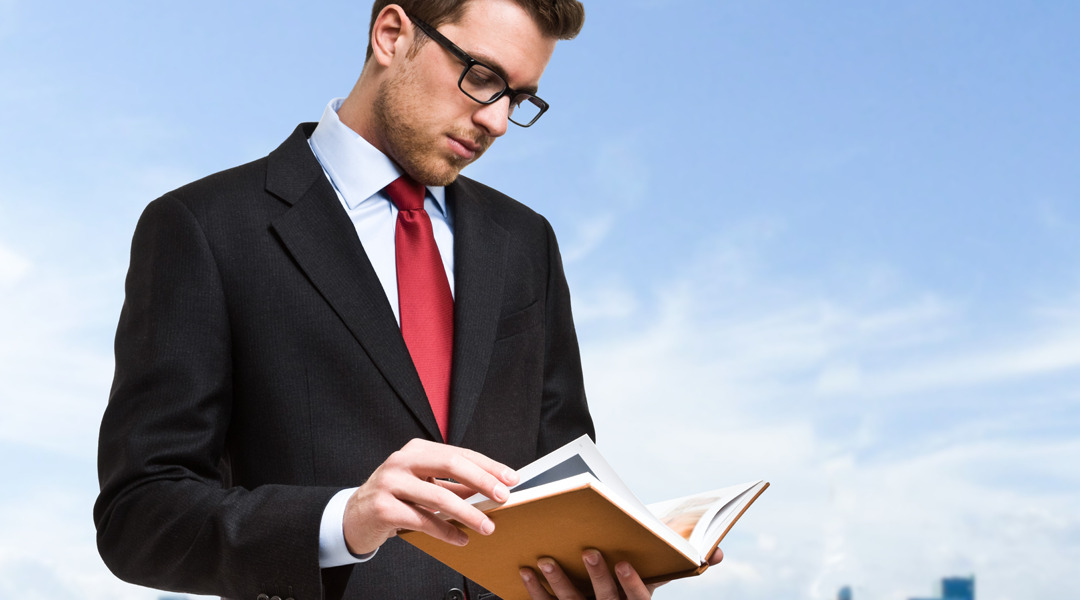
[408, 14, 550, 128]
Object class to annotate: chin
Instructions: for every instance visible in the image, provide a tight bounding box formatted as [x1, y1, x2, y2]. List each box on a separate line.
[410, 157, 471, 187]
[411, 168, 459, 188]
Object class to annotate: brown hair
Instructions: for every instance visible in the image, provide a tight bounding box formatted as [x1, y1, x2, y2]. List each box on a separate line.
[364, 0, 585, 61]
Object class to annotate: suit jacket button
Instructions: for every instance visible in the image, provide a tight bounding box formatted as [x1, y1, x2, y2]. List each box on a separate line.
[270, 596, 282, 600]
[445, 588, 466, 600]
[257, 595, 269, 600]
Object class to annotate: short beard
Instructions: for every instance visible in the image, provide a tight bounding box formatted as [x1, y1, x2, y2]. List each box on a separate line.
[372, 65, 490, 187]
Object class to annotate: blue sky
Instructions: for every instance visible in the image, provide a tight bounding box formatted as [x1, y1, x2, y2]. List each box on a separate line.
[1, 1, 1078, 599]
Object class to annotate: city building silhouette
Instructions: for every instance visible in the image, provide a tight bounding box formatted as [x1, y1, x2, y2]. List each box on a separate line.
[909, 575, 975, 600]
[837, 574, 974, 600]
[942, 577, 975, 600]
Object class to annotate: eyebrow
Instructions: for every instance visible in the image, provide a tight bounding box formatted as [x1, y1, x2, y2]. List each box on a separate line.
[411, 15, 542, 97]
[465, 49, 541, 97]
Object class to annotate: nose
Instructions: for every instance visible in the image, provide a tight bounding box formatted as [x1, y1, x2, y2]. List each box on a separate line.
[472, 96, 510, 138]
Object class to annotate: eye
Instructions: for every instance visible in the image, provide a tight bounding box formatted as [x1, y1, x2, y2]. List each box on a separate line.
[466, 65, 499, 88]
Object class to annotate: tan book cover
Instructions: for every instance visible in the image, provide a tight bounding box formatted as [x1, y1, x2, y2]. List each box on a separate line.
[400, 436, 769, 600]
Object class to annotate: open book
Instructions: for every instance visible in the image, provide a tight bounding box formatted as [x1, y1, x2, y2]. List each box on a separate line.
[400, 435, 769, 600]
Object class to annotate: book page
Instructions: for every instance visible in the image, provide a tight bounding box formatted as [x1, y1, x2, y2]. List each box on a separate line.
[403, 436, 769, 597]
[512, 454, 596, 492]
[646, 480, 766, 553]
[465, 435, 639, 506]
[647, 494, 718, 540]
[401, 477, 705, 599]
[695, 481, 767, 550]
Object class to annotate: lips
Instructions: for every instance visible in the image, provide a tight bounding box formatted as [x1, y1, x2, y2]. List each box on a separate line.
[447, 135, 481, 160]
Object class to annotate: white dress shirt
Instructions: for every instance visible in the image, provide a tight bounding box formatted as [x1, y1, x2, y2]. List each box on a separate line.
[307, 98, 456, 568]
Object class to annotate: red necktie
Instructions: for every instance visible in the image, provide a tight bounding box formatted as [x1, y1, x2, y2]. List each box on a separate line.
[386, 175, 453, 440]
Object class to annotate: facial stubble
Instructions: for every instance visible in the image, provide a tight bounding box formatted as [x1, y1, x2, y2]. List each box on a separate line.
[372, 63, 493, 187]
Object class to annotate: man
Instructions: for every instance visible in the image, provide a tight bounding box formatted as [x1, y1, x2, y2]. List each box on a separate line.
[95, 1, 719, 599]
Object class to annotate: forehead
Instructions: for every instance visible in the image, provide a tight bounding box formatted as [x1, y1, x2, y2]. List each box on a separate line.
[438, 0, 557, 89]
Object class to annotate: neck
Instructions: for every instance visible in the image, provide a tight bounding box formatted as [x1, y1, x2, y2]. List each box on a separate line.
[337, 69, 386, 155]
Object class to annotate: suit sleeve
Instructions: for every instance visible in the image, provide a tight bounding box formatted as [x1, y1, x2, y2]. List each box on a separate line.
[94, 195, 347, 600]
[537, 218, 595, 455]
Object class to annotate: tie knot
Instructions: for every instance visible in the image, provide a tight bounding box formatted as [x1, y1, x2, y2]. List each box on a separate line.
[385, 175, 426, 212]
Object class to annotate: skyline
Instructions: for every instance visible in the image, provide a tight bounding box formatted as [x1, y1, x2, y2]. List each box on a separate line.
[1, 1, 1078, 599]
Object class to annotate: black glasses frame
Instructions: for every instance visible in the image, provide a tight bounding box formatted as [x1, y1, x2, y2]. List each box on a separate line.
[407, 14, 550, 127]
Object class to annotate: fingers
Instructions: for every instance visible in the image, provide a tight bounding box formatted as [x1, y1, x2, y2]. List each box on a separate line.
[535, 558, 585, 600]
[343, 477, 469, 555]
[453, 445, 521, 489]
[524, 551, 655, 600]
[392, 439, 518, 502]
[342, 439, 519, 555]
[382, 467, 496, 535]
[433, 478, 483, 500]
[708, 547, 724, 565]
[387, 471, 494, 534]
[613, 561, 652, 599]
[644, 548, 723, 594]
[581, 549, 619, 599]
[519, 567, 554, 600]
[380, 491, 472, 546]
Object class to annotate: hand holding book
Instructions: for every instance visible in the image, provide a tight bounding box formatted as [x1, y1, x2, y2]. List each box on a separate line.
[400, 435, 769, 599]
[519, 545, 725, 599]
[341, 439, 519, 556]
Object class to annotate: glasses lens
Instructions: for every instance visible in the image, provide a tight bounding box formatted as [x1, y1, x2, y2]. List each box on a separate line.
[458, 63, 547, 127]
[460, 63, 507, 103]
[508, 95, 545, 127]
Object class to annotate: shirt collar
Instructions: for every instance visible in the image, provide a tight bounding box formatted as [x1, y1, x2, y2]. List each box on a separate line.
[308, 98, 448, 215]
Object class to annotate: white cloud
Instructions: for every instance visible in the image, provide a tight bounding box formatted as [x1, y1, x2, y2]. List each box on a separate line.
[595, 413, 1080, 600]
[0, 242, 31, 284]
[562, 213, 615, 264]
[0, 481, 161, 600]
[860, 331, 1080, 398]
[572, 233, 1080, 599]
[0, 109, 196, 461]
[570, 277, 639, 323]
[0, 557, 81, 600]
[0, 245, 117, 458]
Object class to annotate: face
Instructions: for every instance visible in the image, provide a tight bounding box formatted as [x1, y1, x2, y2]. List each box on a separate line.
[373, 0, 557, 186]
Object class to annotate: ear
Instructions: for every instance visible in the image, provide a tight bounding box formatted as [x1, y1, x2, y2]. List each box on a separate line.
[370, 5, 414, 68]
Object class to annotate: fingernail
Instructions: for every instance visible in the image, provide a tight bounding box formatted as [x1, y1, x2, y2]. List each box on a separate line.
[520, 568, 533, 583]
[494, 483, 509, 501]
[455, 532, 469, 547]
[616, 562, 633, 578]
[503, 468, 520, 484]
[583, 550, 599, 566]
[481, 518, 495, 535]
[538, 559, 555, 574]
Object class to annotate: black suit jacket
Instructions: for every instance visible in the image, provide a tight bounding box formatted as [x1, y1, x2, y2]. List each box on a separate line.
[94, 124, 594, 600]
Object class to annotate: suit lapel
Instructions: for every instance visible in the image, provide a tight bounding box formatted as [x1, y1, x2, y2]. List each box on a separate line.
[265, 125, 443, 441]
[446, 179, 510, 446]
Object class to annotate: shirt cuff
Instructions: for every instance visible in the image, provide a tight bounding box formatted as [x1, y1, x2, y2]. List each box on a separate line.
[319, 487, 377, 568]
